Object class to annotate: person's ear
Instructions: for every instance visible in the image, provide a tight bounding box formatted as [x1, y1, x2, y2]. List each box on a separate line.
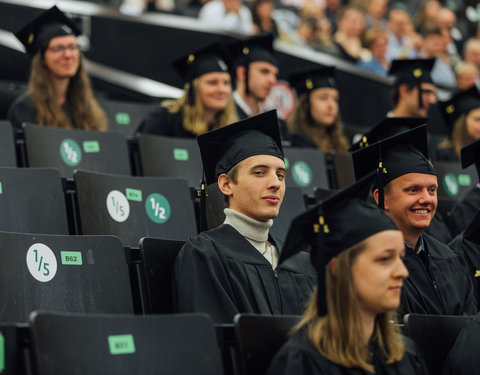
[328, 257, 337, 277]
[218, 174, 233, 197]
[236, 65, 246, 82]
[373, 188, 390, 211]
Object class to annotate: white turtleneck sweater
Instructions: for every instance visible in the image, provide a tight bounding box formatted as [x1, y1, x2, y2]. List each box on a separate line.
[223, 208, 279, 269]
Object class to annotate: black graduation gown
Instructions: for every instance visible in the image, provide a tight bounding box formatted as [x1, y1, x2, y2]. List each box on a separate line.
[234, 101, 249, 121]
[289, 132, 317, 149]
[136, 106, 196, 138]
[172, 224, 317, 324]
[448, 209, 480, 305]
[267, 327, 429, 375]
[400, 233, 477, 316]
[424, 212, 452, 244]
[441, 313, 479, 375]
[446, 186, 480, 238]
[7, 93, 37, 130]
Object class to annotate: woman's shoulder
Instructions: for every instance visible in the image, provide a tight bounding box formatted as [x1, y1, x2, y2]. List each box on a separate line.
[137, 106, 185, 136]
[7, 92, 36, 129]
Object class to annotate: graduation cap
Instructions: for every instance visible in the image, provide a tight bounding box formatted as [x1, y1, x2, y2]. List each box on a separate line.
[288, 66, 337, 97]
[197, 110, 283, 186]
[461, 138, 480, 182]
[196, 110, 283, 231]
[171, 42, 231, 84]
[440, 86, 480, 136]
[280, 172, 397, 316]
[389, 58, 435, 109]
[227, 34, 278, 68]
[352, 125, 436, 209]
[349, 117, 427, 152]
[14, 6, 81, 57]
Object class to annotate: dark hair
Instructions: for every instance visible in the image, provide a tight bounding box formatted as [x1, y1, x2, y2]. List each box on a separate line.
[391, 82, 417, 107]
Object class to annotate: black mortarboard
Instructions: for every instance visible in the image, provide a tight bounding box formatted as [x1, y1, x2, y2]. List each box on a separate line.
[389, 59, 435, 109]
[14, 6, 81, 57]
[171, 42, 231, 84]
[197, 110, 284, 186]
[441, 86, 480, 135]
[227, 34, 278, 68]
[349, 117, 427, 152]
[352, 125, 436, 208]
[461, 138, 480, 181]
[288, 66, 337, 96]
[280, 172, 398, 316]
[389, 58, 435, 85]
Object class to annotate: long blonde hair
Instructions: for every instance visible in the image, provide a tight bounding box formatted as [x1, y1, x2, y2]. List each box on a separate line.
[161, 79, 238, 136]
[29, 52, 108, 131]
[293, 239, 404, 373]
[288, 92, 349, 154]
[438, 113, 475, 158]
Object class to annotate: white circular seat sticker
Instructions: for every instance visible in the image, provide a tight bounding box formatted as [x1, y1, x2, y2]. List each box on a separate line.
[106, 190, 130, 222]
[26, 243, 58, 282]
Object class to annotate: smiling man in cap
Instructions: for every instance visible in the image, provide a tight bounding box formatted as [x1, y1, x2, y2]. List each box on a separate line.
[172, 110, 316, 323]
[352, 125, 477, 315]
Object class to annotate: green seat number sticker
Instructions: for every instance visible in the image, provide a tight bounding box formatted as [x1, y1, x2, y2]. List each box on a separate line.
[443, 173, 459, 197]
[108, 334, 136, 355]
[116, 113, 131, 125]
[292, 161, 313, 187]
[173, 148, 189, 161]
[83, 141, 100, 153]
[61, 251, 82, 265]
[458, 174, 471, 186]
[0, 332, 4, 371]
[60, 139, 82, 166]
[145, 193, 171, 224]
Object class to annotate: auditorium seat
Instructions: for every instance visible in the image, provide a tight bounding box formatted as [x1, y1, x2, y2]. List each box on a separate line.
[0, 231, 134, 322]
[98, 97, 157, 139]
[403, 313, 473, 375]
[283, 147, 330, 196]
[0, 120, 18, 167]
[29, 312, 224, 375]
[234, 314, 301, 375]
[74, 170, 197, 246]
[22, 124, 132, 178]
[137, 133, 203, 188]
[0, 322, 29, 375]
[139, 237, 185, 313]
[330, 152, 355, 189]
[0, 168, 69, 234]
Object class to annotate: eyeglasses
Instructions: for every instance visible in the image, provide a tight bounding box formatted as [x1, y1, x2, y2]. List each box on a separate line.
[47, 44, 80, 54]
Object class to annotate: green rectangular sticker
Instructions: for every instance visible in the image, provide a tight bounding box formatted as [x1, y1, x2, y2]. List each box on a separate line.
[173, 148, 189, 161]
[108, 334, 136, 355]
[126, 188, 142, 202]
[0, 182, 3, 195]
[458, 174, 471, 186]
[61, 251, 83, 265]
[0, 332, 4, 371]
[115, 113, 131, 125]
[83, 141, 100, 153]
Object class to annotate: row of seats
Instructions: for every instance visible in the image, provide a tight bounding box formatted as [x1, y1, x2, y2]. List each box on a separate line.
[0, 120, 337, 193]
[0, 166, 310, 244]
[0, 312, 472, 375]
[2, 118, 476, 201]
